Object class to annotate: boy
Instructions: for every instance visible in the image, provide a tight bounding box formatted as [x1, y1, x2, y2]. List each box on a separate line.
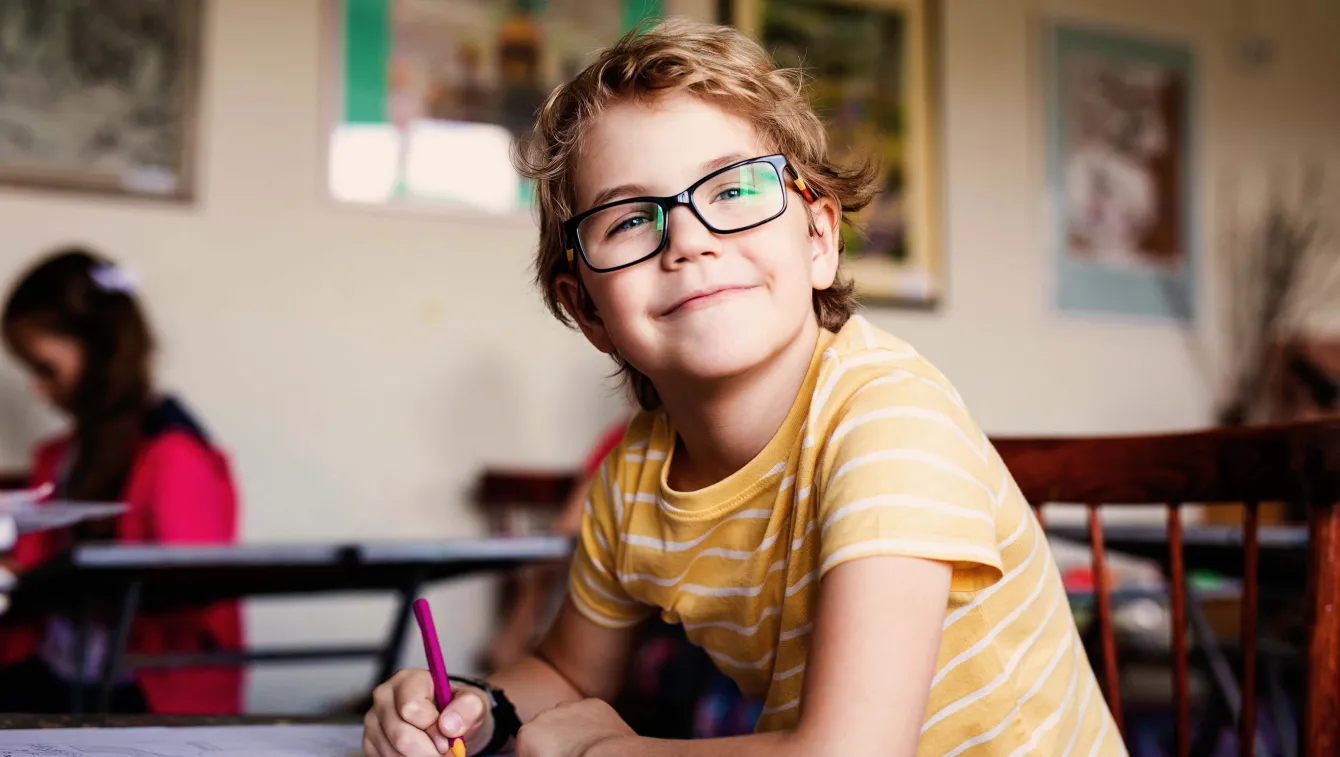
[364, 19, 1123, 757]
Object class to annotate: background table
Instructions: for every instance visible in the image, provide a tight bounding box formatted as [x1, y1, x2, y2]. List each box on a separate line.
[4, 536, 574, 714]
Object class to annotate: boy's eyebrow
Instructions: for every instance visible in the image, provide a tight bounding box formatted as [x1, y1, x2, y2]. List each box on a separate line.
[701, 152, 751, 174]
[585, 153, 754, 209]
[589, 183, 649, 209]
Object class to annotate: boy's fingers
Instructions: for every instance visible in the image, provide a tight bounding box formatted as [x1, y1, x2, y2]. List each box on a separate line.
[392, 673, 440, 729]
[439, 690, 487, 738]
[361, 711, 397, 757]
[383, 720, 439, 757]
[361, 735, 381, 757]
[425, 723, 453, 755]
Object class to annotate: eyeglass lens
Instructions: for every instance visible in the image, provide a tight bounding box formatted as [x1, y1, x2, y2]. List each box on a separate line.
[576, 159, 785, 270]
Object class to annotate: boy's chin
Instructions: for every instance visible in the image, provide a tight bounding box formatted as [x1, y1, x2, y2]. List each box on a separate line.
[672, 340, 785, 382]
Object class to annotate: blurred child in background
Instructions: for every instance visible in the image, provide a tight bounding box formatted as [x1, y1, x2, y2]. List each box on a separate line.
[0, 248, 243, 715]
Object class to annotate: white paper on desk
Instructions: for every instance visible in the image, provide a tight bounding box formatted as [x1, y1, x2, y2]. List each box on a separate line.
[1, 514, 14, 551]
[0, 496, 128, 536]
[0, 483, 52, 507]
[0, 724, 366, 757]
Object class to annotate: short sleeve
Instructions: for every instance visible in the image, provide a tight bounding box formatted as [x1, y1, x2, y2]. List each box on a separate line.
[815, 365, 1004, 592]
[567, 460, 652, 629]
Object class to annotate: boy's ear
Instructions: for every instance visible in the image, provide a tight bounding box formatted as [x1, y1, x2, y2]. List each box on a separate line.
[808, 196, 842, 290]
[555, 273, 617, 355]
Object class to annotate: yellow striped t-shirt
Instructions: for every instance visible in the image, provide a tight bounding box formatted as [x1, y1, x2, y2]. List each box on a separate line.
[569, 315, 1124, 755]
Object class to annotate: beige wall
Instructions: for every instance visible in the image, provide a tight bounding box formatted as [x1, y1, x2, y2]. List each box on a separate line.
[0, 0, 1334, 713]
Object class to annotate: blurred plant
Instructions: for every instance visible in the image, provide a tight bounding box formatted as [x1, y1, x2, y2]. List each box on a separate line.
[1212, 164, 1335, 425]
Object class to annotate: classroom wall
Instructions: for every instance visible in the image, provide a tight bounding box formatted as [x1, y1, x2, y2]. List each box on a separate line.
[0, 0, 1335, 713]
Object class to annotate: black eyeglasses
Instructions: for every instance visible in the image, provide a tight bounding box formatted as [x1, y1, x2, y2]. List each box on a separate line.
[564, 154, 816, 273]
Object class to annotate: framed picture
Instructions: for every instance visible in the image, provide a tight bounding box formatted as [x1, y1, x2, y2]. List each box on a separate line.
[0, 0, 203, 201]
[1046, 22, 1197, 322]
[722, 0, 944, 307]
[325, 0, 667, 217]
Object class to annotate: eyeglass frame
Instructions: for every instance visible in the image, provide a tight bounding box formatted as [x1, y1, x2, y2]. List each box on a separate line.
[563, 153, 817, 274]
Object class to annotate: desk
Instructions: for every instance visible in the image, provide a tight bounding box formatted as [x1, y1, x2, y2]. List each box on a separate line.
[5, 536, 574, 714]
[0, 713, 354, 729]
[0, 718, 365, 756]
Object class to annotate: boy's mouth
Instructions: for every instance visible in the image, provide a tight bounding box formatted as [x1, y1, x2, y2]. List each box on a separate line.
[661, 285, 755, 317]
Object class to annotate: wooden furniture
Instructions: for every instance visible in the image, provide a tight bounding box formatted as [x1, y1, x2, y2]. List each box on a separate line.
[994, 419, 1340, 757]
[475, 468, 577, 537]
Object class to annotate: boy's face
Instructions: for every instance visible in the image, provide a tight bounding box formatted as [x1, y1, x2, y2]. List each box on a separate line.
[557, 92, 841, 390]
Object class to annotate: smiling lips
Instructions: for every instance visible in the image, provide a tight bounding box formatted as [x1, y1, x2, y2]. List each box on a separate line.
[661, 285, 756, 317]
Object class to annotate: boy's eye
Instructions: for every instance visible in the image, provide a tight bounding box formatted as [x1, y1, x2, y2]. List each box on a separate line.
[607, 213, 654, 238]
[714, 186, 747, 202]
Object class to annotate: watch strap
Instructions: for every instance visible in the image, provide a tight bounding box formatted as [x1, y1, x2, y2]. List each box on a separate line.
[448, 676, 522, 756]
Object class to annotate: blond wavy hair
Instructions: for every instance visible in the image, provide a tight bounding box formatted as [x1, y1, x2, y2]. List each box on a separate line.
[514, 18, 880, 409]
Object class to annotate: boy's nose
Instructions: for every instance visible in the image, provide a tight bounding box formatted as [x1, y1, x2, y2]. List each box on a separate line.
[661, 204, 722, 269]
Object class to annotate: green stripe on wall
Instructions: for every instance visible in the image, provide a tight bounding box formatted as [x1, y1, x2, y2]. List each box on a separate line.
[622, 0, 662, 34]
[344, 0, 389, 123]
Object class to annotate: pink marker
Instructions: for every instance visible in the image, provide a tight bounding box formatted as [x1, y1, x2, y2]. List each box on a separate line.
[413, 598, 468, 757]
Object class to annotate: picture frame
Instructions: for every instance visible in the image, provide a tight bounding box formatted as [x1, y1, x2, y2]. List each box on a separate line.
[1045, 21, 1197, 322]
[0, 0, 203, 202]
[324, 0, 667, 219]
[721, 0, 945, 307]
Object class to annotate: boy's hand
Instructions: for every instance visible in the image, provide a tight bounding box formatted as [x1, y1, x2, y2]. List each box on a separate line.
[515, 698, 634, 757]
[363, 669, 494, 757]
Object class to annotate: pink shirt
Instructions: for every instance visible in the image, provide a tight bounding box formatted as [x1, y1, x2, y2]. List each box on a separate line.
[0, 429, 244, 714]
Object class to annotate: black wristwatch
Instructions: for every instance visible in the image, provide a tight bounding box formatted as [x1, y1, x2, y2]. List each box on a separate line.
[448, 675, 522, 756]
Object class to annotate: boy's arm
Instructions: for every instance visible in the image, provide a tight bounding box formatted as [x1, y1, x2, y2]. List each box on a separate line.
[532, 554, 950, 757]
[495, 593, 637, 718]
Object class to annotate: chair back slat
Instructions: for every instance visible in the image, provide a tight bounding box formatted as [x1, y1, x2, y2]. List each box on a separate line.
[1304, 501, 1340, 757]
[1167, 503, 1190, 757]
[996, 421, 1340, 505]
[1087, 503, 1124, 734]
[1240, 501, 1260, 757]
[990, 419, 1340, 755]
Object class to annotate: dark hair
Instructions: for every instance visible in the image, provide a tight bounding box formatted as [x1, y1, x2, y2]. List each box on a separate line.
[2, 248, 154, 507]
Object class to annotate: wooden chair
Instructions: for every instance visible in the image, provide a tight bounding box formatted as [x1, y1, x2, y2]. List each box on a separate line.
[993, 419, 1340, 756]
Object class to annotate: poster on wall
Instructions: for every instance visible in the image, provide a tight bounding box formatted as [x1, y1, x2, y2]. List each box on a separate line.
[0, 0, 202, 201]
[1047, 22, 1197, 322]
[326, 0, 661, 216]
[724, 0, 943, 308]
